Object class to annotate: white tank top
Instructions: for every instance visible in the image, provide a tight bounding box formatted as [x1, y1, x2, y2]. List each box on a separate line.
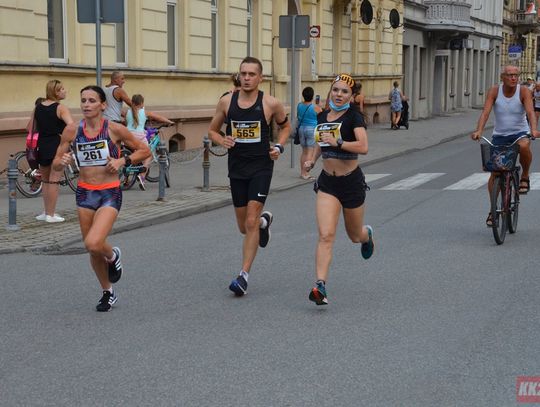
[492, 84, 529, 137]
[103, 85, 123, 122]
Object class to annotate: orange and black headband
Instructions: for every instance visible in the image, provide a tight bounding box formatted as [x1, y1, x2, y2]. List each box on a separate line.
[333, 74, 355, 89]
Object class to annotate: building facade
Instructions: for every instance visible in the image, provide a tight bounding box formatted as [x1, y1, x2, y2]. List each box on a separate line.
[0, 0, 404, 163]
[501, 0, 539, 80]
[403, 0, 503, 119]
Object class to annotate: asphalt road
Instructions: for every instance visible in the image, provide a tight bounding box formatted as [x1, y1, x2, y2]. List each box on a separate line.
[1, 136, 539, 406]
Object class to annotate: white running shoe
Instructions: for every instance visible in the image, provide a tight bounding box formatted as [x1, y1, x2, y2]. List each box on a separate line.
[36, 213, 47, 221]
[45, 214, 65, 223]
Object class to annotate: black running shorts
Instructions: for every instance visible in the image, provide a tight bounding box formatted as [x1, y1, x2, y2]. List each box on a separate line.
[230, 174, 272, 207]
[314, 166, 368, 209]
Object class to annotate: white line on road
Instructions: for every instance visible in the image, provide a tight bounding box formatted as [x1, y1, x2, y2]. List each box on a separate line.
[444, 173, 490, 190]
[529, 173, 540, 190]
[381, 173, 446, 190]
[365, 174, 391, 183]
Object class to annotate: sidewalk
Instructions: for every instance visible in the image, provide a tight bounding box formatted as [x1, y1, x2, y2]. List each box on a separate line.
[0, 108, 488, 254]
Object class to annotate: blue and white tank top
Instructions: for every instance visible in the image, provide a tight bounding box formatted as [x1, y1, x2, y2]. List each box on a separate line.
[492, 84, 529, 137]
[73, 119, 120, 167]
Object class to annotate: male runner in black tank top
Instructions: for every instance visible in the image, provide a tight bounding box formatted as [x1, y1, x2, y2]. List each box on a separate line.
[208, 56, 291, 297]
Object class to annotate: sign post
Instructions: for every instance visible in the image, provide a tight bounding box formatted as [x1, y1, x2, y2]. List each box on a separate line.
[279, 15, 310, 168]
[77, 0, 124, 86]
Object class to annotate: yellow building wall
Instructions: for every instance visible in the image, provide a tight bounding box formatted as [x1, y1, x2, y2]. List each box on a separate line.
[0, 0, 403, 128]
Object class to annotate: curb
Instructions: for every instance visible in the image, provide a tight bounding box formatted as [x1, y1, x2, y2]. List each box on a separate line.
[1, 129, 487, 255]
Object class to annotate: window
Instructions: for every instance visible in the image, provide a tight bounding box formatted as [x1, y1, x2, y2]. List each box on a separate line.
[115, 22, 126, 64]
[211, 0, 218, 69]
[247, 0, 252, 56]
[167, 2, 176, 66]
[47, 0, 65, 60]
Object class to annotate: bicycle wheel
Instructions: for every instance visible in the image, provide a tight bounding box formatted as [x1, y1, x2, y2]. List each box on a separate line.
[15, 151, 42, 198]
[64, 163, 79, 192]
[146, 152, 170, 187]
[507, 170, 520, 234]
[119, 167, 138, 190]
[490, 176, 507, 245]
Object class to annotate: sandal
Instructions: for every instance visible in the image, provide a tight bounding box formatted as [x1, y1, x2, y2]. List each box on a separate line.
[519, 177, 530, 194]
[486, 213, 494, 227]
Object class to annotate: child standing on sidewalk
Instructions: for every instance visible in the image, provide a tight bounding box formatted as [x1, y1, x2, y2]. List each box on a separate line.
[126, 94, 174, 190]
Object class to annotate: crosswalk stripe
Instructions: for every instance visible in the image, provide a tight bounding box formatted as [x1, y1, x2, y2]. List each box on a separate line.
[530, 173, 540, 190]
[380, 173, 445, 190]
[365, 174, 391, 183]
[444, 173, 490, 190]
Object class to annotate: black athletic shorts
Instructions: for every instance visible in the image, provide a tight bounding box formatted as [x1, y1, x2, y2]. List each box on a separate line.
[314, 166, 368, 209]
[230, 174, 272, 207]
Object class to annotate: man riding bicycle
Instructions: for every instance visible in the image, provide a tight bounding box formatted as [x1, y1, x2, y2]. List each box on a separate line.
[471, 65, 540, 225]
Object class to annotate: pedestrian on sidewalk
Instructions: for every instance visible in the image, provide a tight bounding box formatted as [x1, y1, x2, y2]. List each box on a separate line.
[103, 71, 132, 124]
[34, 79, 74, 223]
[297, 86, 322, 180]
[208, 56, 291, 297]
[304, 73, 374, 306]
[52, 85, 150, 312]
[126, 93, 174, 190]
[352, 81, 365, 114]
[533, 82, 540, 126]
[389, 81, 406, 130]
[471, 65, 540, 226]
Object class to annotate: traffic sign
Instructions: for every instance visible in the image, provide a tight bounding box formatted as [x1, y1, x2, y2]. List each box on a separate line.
[279, 15, 310, 48]
[508, 44, 522, 61]
[310, 25, 320, 38]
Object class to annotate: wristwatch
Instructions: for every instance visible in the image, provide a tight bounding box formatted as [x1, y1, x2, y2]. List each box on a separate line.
[124, 156, 132, 167]
[336, 138, 344, 149]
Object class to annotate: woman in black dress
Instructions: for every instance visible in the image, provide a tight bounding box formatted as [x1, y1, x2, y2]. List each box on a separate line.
[34, 79, 74, 222]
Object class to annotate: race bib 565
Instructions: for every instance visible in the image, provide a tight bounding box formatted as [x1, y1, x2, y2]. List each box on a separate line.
[231, 121, 261, 143]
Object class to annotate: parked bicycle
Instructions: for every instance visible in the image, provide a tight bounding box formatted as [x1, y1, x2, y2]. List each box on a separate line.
[119, 123, 171, 190]
[480, 134, 530, 244]
[13, 150, 79, 198]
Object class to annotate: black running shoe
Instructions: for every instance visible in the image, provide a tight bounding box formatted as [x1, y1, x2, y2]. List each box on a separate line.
[259, 211, 273, 248]
[229, 275, 248, 296]
[107, 247, 123, 283]
[96, 290, 118, 312]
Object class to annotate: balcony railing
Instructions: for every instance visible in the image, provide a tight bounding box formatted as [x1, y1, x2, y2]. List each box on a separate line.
[424, 0, 474, 32]
[512, 10, 540, 34]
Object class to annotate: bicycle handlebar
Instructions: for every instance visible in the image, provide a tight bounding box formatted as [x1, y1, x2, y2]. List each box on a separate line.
[145, 122, 173, 130]
[480, 134, 532, 147]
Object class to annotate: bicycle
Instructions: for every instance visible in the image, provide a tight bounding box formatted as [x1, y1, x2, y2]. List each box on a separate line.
[480, 135, 529, 245]
[119, 124, 171, 190]
[13, 150, 79, 198]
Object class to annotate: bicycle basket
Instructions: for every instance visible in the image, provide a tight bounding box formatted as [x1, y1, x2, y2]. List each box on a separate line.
[480, 143, 519, 171]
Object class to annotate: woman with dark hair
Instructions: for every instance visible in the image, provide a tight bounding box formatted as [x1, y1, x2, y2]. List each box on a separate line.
[352, 82, 365, 113]
[297, 86, 322, 179]
[34, 79, 74, 222]
[52, 85, 150, 312]
[304, 74, 374, 306]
